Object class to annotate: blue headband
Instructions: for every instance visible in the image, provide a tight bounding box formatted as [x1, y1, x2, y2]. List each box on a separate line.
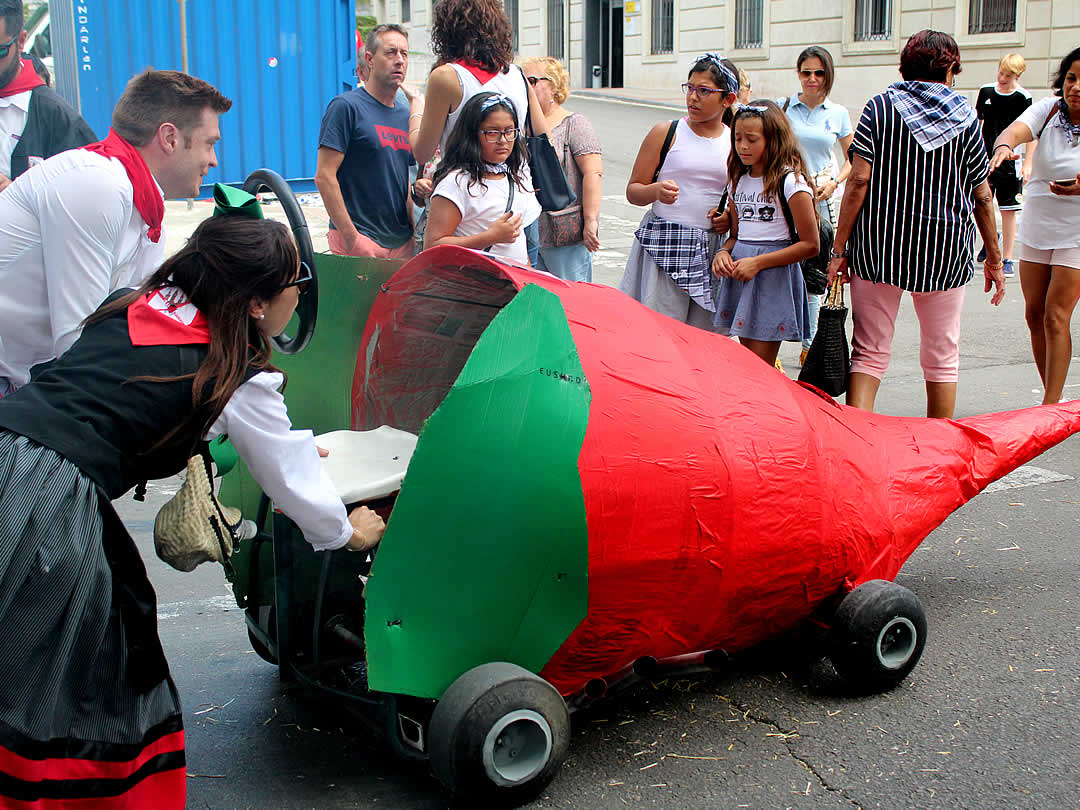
[695, 53, 739, 95]
[480, 93, 514, 113]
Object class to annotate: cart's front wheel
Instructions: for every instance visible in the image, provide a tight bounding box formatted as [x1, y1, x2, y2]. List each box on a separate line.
[428, 663, 569, 805]
[828, 579, 927, 692]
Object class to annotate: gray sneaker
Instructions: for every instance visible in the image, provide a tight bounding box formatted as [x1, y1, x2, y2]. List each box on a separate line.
[1003, 260, 1015, 278]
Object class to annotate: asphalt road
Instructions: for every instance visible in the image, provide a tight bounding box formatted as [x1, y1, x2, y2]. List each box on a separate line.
[127, 95, 1080, 808]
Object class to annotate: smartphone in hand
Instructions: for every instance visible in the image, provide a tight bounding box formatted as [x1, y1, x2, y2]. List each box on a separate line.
[1054, 178, 1077, 186]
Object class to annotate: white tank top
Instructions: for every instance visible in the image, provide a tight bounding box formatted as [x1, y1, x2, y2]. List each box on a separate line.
[442, 63, 532, 153]
[652, 117, 731, 230]
[441, 62, 540, 226]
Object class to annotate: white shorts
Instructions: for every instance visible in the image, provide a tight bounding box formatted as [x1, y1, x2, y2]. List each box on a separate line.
[1017, 242, 1080, 270]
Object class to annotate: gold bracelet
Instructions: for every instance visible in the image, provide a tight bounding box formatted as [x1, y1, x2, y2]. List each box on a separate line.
[410, 113, 424, 120]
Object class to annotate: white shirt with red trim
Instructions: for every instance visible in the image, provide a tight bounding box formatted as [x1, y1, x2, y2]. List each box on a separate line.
[0, 148, 165, 391]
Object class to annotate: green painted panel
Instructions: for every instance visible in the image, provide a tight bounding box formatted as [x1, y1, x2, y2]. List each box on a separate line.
[221, 253, 401, 606]
[365, 284, 590, 699]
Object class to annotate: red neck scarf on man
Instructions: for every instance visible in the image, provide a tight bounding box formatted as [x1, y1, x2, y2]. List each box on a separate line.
[0, 59, 45, 98]
[455, 59, 500, 85]
[82, 129, 164, 243]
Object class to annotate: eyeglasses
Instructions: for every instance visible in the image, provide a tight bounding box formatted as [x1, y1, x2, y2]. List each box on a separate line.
[281, 261, 313, 293]
[526, 76, 552, 86]
[799, 69, 827, 78]
[480, 128, 519, 143]
[0, 33, 19, 60]
[681, 83, 725, 99]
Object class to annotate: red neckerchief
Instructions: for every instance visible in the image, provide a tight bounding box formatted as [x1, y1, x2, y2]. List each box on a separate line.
[128, 288, 210, 346]
[0, 59, 45, 98]
[82, 129, 164, 243]
[456, 59, 500, 85]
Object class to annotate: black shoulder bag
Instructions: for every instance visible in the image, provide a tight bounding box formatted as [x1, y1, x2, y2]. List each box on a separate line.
[776, 171, 833, 296]
[520, 69, 577, 211]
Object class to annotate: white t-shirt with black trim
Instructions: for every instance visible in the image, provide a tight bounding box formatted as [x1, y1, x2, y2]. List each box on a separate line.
[732, 172, 813, 243]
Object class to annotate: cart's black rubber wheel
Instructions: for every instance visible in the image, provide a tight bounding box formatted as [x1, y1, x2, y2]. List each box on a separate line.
[828, 579, 927, 692]
[428, 663, 569, 806]
[241, 168, 317, 354]
[247, 627, 277, 664]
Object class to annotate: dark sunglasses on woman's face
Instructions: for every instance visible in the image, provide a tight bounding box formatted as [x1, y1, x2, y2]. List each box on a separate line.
[527, 76, 552, 86]
[799, 69, 827, 78]
[281, 261, 312, 293]
[0, 33, 19, 60]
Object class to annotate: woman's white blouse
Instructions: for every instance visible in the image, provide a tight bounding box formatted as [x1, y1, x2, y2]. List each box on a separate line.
[205, 371, 352, 551]
[1016, 97, 1080, 250]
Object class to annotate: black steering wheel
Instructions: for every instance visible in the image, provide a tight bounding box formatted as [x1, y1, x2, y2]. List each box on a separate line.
[242, 169, 318, 354]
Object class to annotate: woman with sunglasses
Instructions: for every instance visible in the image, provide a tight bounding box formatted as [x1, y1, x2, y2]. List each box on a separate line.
[521, 56, 603, 281]
[0, 211, 384, 808]
[780, 46, 854, 366]
[620, 53, 739, 330]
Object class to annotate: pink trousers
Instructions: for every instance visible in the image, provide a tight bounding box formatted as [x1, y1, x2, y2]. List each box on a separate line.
[328, 229, 415, 259]
[849, 275, 966, 383]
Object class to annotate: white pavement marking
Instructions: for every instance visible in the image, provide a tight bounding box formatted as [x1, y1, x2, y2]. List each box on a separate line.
[984, 465, 1075, 493]
[574, 96, 683, 113]
[158, 594, 239, 621]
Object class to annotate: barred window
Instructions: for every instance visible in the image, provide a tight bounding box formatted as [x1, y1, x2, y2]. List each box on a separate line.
[401, 0, 411, 23]
[734, 0, 763, 50]
[968, 0, 1017, 34]
[547, 0, 565, 60]
[650, 0, 674, 55]
[854, 0, 891, 41]
[504, 0, 519, 51]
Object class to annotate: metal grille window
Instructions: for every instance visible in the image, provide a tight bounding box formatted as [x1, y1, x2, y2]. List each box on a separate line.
[734, 0, 763, 50]
[504, 0, 519, 51]
[547, 0, 564, 60]
[968, 0, 1017, 34]
[650, 0, 674, 55]
[854, 0, 892, 41]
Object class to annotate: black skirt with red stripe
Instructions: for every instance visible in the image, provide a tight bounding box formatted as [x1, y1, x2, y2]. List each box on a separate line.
[0, 431, 185, 809]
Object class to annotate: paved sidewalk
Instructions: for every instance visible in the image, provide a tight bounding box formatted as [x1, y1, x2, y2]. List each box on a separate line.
[572, 87, 684, 110]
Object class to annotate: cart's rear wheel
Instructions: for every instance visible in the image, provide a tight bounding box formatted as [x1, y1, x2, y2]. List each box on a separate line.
[828, 579, 927, 692]
[428, 663, 569, 805]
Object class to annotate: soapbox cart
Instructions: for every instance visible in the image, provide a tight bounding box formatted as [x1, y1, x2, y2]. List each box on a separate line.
[219, 170, 1080, 805]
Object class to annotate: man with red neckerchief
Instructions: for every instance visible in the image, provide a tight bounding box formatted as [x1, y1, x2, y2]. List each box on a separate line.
[0, 68, 231, 396]
[0, 0, 95, 192]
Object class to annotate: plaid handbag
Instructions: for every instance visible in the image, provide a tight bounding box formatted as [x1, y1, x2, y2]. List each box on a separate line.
[798, 279, 850, 397]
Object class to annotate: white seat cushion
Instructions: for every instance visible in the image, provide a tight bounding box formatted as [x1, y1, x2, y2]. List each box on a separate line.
[315, 427, 418, 504]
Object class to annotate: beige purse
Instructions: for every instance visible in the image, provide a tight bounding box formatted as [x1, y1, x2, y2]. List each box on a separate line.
[154, 448, 242, 573]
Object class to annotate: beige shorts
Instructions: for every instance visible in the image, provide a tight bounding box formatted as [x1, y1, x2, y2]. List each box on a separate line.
[1017, 242, 1080, 270]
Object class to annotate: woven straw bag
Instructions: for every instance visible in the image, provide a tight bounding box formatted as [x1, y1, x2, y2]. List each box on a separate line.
[154, 448, 241, 572]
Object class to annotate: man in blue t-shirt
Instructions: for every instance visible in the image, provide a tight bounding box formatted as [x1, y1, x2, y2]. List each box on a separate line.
[315, 24, 419, 258]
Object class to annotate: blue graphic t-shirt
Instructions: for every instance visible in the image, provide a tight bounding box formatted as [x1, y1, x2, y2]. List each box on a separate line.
[318, 87, 415, 249]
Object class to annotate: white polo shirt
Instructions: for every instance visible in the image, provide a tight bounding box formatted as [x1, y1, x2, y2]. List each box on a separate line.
[0, 148, 164, 391]
[0, 90, 31, 177]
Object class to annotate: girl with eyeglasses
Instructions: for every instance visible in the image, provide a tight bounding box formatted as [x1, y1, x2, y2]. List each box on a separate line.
[426, 92, 537, 265]
[619, 54, 739, 331]
[780, 46, 854, 366]
[711, 101, 819, 367]
[0, 210, 384, 808]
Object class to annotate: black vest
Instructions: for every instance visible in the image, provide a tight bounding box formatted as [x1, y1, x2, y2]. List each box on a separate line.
[0, 296, 215, 499]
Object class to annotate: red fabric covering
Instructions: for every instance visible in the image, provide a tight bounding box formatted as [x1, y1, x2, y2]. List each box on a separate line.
[355, 246, 1080, 696]
[82, 130, 164, 243]
[0, 731, 185, 809]
[0, 60, 45, 98]
[455, 59, 500, 85]
[128, 289, 210, 346]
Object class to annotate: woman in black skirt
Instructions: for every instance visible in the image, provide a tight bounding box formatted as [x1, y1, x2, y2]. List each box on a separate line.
[0, 215, 384, 808]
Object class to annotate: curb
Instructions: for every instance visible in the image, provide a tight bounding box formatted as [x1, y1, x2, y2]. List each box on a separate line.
[571, 90, 684, 111]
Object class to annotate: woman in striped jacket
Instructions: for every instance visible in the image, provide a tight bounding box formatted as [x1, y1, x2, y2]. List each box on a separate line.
[827, 30, 1005, 418]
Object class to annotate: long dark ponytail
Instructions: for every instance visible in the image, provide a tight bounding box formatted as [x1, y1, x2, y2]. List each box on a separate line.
[88, 216, 298, 441]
